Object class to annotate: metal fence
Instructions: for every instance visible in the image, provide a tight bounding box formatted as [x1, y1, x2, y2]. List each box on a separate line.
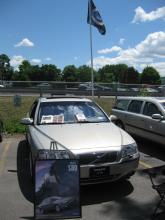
[0, 81, 165, 97]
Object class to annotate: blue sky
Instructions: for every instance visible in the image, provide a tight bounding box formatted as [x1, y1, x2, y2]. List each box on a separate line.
[1, 0, 165, 76]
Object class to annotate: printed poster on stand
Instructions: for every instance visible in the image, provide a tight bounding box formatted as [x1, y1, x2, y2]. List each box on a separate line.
[34, 159, 81, 219]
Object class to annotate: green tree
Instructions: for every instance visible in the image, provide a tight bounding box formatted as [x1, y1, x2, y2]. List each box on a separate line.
[62, 65, 77, 82]
[28, 65, 41, 81]
[97, 65, 115, 82]
[141, 66, 161, 85]
[114, 64, 128, 83]
[0, 54, 13, 81]
[18, 60, 31, 81]
[77, 65, 92, 82]
[97, 64, 128, 83]
[11, 69, 30, 87]
[40, 64, 61, 81]
[11, 71, 19, 81]
[125, 67, 139, 84]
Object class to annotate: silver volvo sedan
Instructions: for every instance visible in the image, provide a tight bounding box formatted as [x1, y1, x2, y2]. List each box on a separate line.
[21, 96, 139, 185]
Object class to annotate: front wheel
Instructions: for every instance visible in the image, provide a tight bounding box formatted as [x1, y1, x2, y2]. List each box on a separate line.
[0, 123, 3, 142]
[29, 150, 34, 182]
[0, 133, 2, 142]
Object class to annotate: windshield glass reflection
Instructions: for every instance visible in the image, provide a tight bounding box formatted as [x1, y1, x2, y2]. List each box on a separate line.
[38, 101, 109, 124]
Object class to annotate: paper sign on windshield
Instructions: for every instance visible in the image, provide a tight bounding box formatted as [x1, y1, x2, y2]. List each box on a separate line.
[75, 113, 86, 122]
[41, 115, 64, 124]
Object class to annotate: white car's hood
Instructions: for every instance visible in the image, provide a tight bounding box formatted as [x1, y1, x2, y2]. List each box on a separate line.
[32, 122, 129, 152]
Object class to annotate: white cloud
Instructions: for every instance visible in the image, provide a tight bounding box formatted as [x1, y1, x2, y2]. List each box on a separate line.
[98, 46, 122, 54]
[10, 56, 42, 69]
[132, 6, 165, 23]
[31, 59, 41, 64]
[10, 55, 25, 69]
[14, 38, 34, 47]
[119, 38, 125, 45]
[45, 57, 51, 61]
[87, 31, 165, 76]
[74, 56, 78, 60]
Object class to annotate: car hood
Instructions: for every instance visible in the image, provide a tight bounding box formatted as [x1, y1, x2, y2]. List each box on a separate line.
[32, 122, 134, 153]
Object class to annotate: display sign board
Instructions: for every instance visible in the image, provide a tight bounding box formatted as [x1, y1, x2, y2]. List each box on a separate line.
[13, 94, 21, 106]
[34, 159, 81, 219]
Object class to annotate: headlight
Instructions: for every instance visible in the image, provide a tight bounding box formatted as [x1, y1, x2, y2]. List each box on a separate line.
[37, 149, 70, 159]
[121, 143, 138, 159]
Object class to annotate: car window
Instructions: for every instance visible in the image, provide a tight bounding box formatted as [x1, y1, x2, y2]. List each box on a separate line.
[37, 101, 109, 124]
[128, 100, 143, 113]
[160, 102, 165, 109]
[143, 102, 161, 117]
[114, 99, 129, 111]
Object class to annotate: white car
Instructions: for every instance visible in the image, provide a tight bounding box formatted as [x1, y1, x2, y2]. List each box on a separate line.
[21, 96, 139, 185]
[111, 96, 165, 145]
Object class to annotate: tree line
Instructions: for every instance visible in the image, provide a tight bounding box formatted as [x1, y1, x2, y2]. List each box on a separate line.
[0, 53, 161, 85]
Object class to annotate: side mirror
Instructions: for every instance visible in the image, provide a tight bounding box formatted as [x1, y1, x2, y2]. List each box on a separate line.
[20, 118, 33, 125]
[109, 115, 118, 122]
[152, 114, 163, 121]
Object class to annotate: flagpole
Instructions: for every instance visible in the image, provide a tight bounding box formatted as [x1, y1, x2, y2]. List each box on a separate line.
[89, 0, 94, 99]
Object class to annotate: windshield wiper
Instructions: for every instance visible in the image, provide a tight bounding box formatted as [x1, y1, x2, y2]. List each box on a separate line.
[76, 120, 91, 123]
[77, 120, 107, 123]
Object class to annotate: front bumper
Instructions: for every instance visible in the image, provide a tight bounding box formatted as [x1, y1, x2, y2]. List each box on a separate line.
[80, 157, 139, 185]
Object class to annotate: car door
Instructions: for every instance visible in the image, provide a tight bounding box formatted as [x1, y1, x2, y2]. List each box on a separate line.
[111, 99, 130, 126]
[124, 100, 145, 137]
[140, 102, 165, 144]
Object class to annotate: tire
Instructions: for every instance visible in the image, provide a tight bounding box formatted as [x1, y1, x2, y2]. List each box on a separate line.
[25, 139, 34, 183]
[29, 150, 34, 183]
[116, 120, 125, 130]
[0, 133, 2, 142]
[0, 123, 3, 142]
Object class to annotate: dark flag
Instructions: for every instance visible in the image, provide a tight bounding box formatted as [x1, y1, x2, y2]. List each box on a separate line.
[87, 0, 106, 35]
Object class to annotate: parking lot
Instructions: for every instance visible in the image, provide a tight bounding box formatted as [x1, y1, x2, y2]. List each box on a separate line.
[0, 135, 165, 220]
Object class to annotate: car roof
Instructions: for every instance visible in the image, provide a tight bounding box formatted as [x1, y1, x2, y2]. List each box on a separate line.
[116, 96, 165, 103]
[38, 96, 92, 103]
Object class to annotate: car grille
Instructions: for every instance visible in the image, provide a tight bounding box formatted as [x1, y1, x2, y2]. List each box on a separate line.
[78, 151, 118, 165]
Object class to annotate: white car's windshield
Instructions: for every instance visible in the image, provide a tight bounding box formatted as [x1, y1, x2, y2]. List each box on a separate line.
[38, 101, 109, 124]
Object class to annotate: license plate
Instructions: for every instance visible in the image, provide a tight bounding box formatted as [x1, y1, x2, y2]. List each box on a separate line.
[90, 166, 109, 178]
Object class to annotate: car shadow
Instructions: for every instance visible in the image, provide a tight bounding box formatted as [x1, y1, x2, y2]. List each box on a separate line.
[20, 180, 134, 220]
[134, 136, 165, 162]
[17, 140, 34, 203]
[100, 196, 165, 220]
[81, 179, 134, 206]
[20, 217, 34, 220]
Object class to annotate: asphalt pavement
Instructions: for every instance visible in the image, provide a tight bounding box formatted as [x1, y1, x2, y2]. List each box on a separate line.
[0, 135, 165, 220]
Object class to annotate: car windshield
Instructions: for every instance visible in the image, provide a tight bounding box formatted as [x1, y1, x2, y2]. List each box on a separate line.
[160, 102, 165, 109]
[38, 101, 109, 124]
